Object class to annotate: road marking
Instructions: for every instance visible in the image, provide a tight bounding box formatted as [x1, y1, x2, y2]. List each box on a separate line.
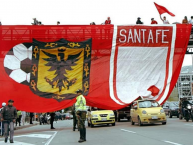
[0, 141, 34, 145]
[45, 131, 57, 145]
[185, 124, 193, 127]
[121, 129, 136, 134]
[15, 134, 52, 139]
[164, 141, 182, 145]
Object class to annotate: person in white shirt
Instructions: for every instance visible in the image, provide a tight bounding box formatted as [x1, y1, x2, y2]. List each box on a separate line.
[160, 15, 170, 24]
[0, 103, 6, 136]
[21, 111, 26, 126]
[189, 16, 193, 25]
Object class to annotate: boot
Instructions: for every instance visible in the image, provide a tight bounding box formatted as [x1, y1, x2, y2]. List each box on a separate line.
[78, 129, 84, 143]
[83, 128, 86, 141]
[10, 140, 14, 143]
[5, 137, 8, 143]
[73, 126, 76, 131]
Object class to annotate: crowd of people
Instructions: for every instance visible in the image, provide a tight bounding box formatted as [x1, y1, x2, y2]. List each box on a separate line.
[30, 16, 193, 25]
[0, 89, 86, 143]
[0, 100, 60, 143]
[0, 16, 193, 26]
[136, 16, 193, 25]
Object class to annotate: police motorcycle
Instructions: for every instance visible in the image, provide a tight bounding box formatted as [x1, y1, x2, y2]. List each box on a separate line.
[179, 101, 193, 122]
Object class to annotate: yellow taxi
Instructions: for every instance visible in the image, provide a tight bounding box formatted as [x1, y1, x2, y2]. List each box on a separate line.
[87, 107, 115, 127]
[130, 100, 166, 126]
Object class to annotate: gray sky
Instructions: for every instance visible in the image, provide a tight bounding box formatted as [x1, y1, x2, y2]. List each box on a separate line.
[0, 0, 192, 66]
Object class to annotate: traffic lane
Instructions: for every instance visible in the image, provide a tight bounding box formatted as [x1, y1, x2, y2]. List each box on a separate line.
[0, 118, 192, 145]
[121, 117, 193, 145]
[49, 121, 169, 145]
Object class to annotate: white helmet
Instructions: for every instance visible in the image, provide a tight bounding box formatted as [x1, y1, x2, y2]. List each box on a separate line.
[2, 102, 6, 107]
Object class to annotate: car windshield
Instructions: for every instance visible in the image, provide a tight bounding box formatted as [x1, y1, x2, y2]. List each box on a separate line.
[118, 106, 131, 111]
[138, 101, 160, 108]
[91, 107, 105, 111]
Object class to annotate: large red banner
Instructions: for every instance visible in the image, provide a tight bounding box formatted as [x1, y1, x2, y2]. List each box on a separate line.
[0, 25, 191, 112]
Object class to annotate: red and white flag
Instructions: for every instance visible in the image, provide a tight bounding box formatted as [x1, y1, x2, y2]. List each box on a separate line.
[0, 24, 191, 112]
[154, 2, 175, 16]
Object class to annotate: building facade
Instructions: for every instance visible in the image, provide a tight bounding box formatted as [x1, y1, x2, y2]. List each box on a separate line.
[177, 71, 193, 100]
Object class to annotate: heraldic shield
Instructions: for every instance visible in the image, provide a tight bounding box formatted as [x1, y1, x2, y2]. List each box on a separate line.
[30, 38, 92, 102]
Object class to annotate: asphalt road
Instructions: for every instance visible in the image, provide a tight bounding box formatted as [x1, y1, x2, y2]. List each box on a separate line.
[0, 117, 193, 145]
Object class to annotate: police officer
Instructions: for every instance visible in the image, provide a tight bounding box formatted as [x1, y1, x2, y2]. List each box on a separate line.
[182, 98, 193, 117]
[72, 104, 78, 131]
[16, 110, 22, 126]
[1, 100, 17, 143]
[75, 90, 87, 143]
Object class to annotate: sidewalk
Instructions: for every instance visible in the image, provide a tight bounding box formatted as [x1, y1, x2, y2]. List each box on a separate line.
[0, 121, 39, 138]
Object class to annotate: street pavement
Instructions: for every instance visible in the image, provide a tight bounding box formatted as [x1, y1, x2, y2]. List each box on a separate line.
[0, 117, 193, 145]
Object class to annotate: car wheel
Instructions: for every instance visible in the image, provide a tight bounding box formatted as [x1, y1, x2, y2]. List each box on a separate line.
[112, 123, 115, 126]
[162, 122, 166, 125]
[169, 112, 172, 118]
[131, 118, 135, 125]
[138, 117, 143, 126]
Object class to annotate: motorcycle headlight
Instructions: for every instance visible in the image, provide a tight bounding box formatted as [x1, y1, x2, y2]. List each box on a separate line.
[160, 109, 165, 113]
[187, 105, 191, 109]
[92, 114, 98, 117]
[109, 113, 114, 117]
[142, 110, 147, 114]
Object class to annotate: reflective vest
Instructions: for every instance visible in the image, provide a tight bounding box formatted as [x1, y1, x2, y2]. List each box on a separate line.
[75, 95, 86, 111]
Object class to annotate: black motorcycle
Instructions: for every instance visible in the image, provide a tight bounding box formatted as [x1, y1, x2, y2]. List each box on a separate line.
[179, 104, 193, 122]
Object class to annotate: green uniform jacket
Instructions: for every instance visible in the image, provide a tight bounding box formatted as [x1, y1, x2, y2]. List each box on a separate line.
[75, 95, 86, 112]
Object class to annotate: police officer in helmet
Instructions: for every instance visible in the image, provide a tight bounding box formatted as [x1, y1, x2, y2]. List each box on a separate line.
[75, 89, 87, 143]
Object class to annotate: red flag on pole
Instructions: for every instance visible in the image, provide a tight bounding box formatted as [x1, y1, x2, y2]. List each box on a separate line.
[154, 2, 175, 17]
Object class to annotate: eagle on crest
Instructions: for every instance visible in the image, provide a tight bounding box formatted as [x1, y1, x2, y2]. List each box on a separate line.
[42, 48, 82, 92]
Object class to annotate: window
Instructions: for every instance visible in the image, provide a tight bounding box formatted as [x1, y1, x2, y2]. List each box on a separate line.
[181, 75, 190, 81]
[138, 100, 160, 108]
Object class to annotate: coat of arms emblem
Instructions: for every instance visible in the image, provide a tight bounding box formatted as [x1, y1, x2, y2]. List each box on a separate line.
[30, 38, 92, 101]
